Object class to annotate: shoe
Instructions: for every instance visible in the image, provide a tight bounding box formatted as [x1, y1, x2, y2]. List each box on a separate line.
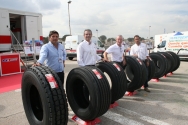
[144, 87, 150, 92]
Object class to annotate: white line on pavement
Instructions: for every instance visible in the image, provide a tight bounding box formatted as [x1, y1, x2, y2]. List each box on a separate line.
[103, 111, 144, 125]
[116, 107, 170, 125]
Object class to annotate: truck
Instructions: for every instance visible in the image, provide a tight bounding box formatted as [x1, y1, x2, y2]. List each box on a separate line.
[0, 7, 43, 52]
[154, 31, 188, 60]
[65, 35, 105, 60]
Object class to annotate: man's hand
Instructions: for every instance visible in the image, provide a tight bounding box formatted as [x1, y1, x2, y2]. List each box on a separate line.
[103, 58, 110, 62]
[32, 62, 41, 67]
[134, 54, 138, 58]
[146, 61, 149, 67]
[123, 59, 126, 66]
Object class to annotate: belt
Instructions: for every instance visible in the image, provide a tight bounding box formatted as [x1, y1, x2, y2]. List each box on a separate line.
[86, 65, 95, 66]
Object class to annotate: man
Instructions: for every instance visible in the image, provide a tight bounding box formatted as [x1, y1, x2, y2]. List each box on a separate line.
[130, 35, 150, 92]
[103, 35, 128, 69]
[34, 30, 66, 84]
[77, 29, 102, 66]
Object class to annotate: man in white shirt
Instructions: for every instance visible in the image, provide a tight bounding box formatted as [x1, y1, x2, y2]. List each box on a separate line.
[130, 35, 150, 92]
[103, 35, 128, 69]
[77, 29, 102, 66]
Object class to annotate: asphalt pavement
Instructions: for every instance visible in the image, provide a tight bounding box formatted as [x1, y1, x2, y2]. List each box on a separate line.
[0, 58, 188, 125]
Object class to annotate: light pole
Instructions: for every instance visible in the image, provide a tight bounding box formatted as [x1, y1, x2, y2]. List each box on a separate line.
[149, 26, 151, 39]
[68, 1, 71, 35]
[96, 29, 98, 37]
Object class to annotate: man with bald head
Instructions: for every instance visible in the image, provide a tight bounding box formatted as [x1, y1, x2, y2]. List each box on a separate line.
[103, 35, 128, 69]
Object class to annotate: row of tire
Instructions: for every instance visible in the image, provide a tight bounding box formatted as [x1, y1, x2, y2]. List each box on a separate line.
[125, 51, 180, 91]
[21, 51, 180, 125]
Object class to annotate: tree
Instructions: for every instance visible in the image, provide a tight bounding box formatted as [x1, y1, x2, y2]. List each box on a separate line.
[150, 37, 153, 39]
[107, 38, 116, 42]
[127, 38, 134, 42]
[140, 37, 145, 41]
[99, 35, 107, 44]
[62, 35, 71, 41]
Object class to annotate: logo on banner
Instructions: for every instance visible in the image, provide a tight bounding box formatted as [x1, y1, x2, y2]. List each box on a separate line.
[2, 58, 18, 62]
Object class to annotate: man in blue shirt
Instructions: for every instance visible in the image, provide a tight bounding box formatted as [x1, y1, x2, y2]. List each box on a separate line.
[34, 30, 66, 84]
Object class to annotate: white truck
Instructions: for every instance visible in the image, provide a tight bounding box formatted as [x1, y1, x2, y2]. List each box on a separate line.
[0, 7, 43, 52]
[154, 31, 188, 60]
[65, 35, 105, 60]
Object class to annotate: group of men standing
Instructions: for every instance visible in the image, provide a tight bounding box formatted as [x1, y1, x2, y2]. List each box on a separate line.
[34, 29, 150, 93]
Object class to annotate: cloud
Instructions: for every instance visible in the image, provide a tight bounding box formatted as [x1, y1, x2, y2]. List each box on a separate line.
[1, 0, 188, 38]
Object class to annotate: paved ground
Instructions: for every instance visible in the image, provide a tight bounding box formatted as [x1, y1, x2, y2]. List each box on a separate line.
[0, 58, 188, 125]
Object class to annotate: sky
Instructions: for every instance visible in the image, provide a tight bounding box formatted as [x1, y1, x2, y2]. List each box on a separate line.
[1, 0, 188, 39]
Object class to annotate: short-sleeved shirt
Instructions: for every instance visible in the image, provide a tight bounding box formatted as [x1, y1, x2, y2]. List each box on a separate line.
[130, 42, 149, 60]
[105, 43, 127, 62]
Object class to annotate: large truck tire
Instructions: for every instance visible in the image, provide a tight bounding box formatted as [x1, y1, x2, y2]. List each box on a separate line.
[160, 52, 174, 74]
[139, 59, 147, 87]
[22, 66, 68, 125]
[66, 67, 111, 121]
[148, 57, 156, 81]
[125, 56, 145, 91]
[167, 51, 180, 72]
[149, 53, 168, 78]
[96, 62, 127, 103]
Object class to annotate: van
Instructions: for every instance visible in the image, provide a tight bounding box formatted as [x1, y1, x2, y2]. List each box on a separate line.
[65, 35, 105, 60]
[154, 31, 188, 60]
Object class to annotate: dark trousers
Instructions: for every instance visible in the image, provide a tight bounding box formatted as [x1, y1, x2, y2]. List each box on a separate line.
[57, 71, 64, 85]
[143, 61, 149, 88]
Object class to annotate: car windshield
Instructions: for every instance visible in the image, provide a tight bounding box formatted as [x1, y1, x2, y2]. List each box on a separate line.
[159, 41, 166, 47]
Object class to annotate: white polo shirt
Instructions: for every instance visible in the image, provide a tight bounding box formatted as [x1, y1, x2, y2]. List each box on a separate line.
[105, 43, 127, 62]
[77, 40, 101, 66]
[130, 42, 149, 60]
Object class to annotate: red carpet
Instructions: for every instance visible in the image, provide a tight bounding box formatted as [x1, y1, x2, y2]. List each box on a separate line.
[0, 73, 23, 94]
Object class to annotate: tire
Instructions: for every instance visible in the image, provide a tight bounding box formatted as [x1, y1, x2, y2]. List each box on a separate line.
[66, 67, 111, 121]
[166, 51, 180, 72]
[148, 57, 156, 81]
[125, 56, 145, 91]
[68, 57, 73, 60]
[22, 66, 68, 125]
[149, 53, 168, 78]
[160, 52, 174, 74]
[96, 62, 127, 103]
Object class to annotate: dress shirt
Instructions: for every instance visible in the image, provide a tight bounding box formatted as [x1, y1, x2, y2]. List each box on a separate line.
[77, 40, 101, 66]
[105, 43, 127, 62]
[130, 42, 149, 60]
[37, 42, 67, 72]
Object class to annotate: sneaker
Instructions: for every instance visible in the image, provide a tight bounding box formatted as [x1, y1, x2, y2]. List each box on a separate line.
[144, 87, 150, 92]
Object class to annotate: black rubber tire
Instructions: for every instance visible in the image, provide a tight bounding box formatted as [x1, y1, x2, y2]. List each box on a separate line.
[148, 57, 156, 81]
[125, 56, 145, 91]
[149, 53, 168, 78]
[138, 59, 147, 87]
[160, 52, 174, 74]
[68, 57, 74, 60]
[166, 51, 180, 72]
[96, 62, 127, 103]
[66, 67, 111, 121]
[22, 66, 68, 125]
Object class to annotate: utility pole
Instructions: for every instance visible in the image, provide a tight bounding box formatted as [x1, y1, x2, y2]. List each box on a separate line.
[68, 1, 72, 35]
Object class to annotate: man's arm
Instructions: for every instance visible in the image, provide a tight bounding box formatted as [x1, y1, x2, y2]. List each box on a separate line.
[77, 44, 85, 66]
[35, 45, 48, 66]
[103, 51, 109, 61]
[63, 48, 67, 67]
